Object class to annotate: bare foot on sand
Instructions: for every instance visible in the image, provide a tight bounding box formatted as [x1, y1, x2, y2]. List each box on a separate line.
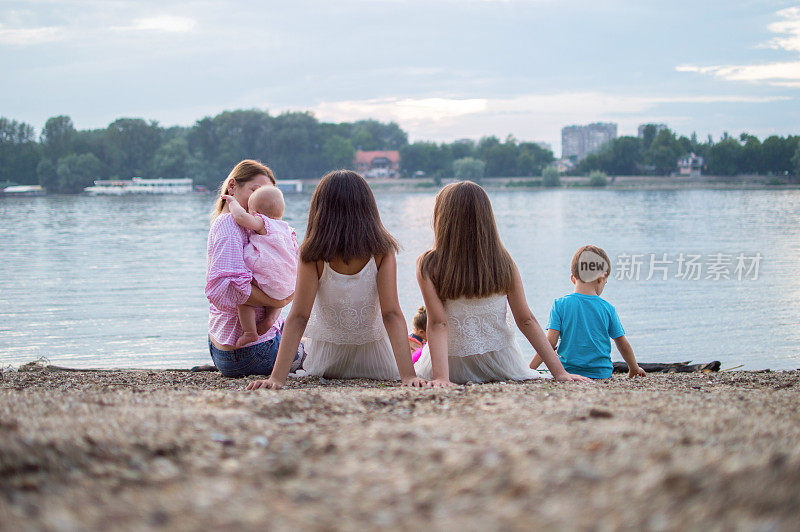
[235, 331, 259, 349]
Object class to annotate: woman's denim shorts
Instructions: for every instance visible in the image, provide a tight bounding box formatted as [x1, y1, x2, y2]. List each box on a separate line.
[208, 331, 305, 378]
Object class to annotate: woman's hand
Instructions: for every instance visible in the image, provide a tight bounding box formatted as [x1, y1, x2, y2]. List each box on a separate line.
[552, 372, 593, 383]
[430, 378, 457, 388]
[246, 377, 284, 390]
[401, 376, 428, 388]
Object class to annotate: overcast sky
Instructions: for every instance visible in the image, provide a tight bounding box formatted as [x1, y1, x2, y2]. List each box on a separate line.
[2, 0, 799, 154]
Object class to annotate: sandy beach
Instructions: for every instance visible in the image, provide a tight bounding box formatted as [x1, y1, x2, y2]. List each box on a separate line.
[1, 364, 799, 531]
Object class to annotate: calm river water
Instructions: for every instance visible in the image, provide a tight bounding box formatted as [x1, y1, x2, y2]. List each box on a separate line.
[1, 188, 799, 371]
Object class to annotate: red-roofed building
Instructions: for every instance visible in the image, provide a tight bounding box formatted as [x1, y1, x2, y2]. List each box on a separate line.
[354, 150, 401, 178]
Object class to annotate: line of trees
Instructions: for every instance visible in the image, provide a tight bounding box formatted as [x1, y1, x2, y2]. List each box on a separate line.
[577, 125, 800, 178]
[0, 112, 557, 194]
[0, 111, 409, 193]
[2, 114, 799, 194]
[400, 135, 554, 179]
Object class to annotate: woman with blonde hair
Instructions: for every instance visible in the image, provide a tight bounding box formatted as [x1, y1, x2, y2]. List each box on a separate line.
[205, 159, 303, 377]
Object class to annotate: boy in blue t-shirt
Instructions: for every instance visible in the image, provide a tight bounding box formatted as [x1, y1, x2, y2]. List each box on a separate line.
[530, 245, 646, 379]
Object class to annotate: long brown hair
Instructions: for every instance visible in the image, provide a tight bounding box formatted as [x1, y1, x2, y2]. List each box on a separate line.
[300, 170, 399, 263]
[418, 181, 513, 300]
[211, 159, 276, 219]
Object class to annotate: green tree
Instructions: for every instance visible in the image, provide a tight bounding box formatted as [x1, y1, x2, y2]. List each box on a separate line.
[347, 120, 407, 150]
[739, 133, 762, 174]
[400, 142, 448, 176]
[640, 124, 658, 150]
[453, 157, 486, 181]
[645, 129, 683, 175]
[270, 111, 324, 178]
[105, 118, 162, 177]
[55, 153, 102, 193]
[705, 137, 743, 176]
[791, 140, 800, 178]
[40, 115, 76, 163]
[483, 137, 518, 177]
[762, 135, 798, 175]
[588, 170, 608, 187]
[542, 166, 561, 187]
[0, 117, 40, 184]
[581, 136, 641, 175]
[517, 142, 554, 176]
[153, 136, 190, 178]
[36, 158, 57, 188]
[322, 135, 356, 169]
[451, 139, 475, 160]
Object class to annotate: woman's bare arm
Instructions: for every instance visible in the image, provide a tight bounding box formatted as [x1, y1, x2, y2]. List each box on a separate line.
[244, 283, 293, 308]
[247, 260, 319, 390]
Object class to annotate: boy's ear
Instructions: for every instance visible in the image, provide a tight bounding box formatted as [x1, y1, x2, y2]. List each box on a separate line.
[570, 274, 577, 285]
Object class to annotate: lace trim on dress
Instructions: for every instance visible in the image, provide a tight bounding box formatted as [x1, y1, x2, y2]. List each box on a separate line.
[305, 258, 387, 345]
[445, 295, 516, 357]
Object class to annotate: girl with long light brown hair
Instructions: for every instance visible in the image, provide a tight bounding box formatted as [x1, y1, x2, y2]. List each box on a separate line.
[415, 181, 592, 386]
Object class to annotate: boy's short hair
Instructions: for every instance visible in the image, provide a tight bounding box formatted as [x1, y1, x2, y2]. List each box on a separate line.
[571, 245, 611, 282]
[412, 306, 427, 331]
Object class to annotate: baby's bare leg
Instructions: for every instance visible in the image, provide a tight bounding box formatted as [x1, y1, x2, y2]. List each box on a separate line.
[530, 354, 544, 370]
[256, 307, 281, 335]
[236, 304, 260, 348]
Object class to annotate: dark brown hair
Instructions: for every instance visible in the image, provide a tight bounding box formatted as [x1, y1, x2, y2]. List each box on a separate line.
[300, 170, 399, 263]
[211, 159, 276, 219]
[418, 181, 514, 300]
[412, 306, 427, 332]
[570, 245, 611, 279]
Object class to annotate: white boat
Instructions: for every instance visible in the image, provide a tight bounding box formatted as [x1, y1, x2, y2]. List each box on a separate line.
[84, 177, 193, 195]
[2, 185, 46, 196]
[277, 179, 304, 193]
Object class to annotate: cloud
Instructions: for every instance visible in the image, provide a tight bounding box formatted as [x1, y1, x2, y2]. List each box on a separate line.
[767, 6, 800, 53]
[312, 92, 787, 124]
[0, 24, 62, 46]
[0, 13, 198, 47]
[677, 7, 800, 84]
[112, 15, 197, 33]
[308, 92, 789, 146]
[313, 97, 488, 122]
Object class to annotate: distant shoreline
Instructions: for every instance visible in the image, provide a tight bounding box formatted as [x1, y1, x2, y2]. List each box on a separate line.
[3, 175, 798, 198]
[361, 174, 800, 192]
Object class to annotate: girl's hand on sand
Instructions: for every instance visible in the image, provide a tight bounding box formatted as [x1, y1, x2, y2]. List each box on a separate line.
[402, 376, 428, 388]
[553, 372, 593, 383]
[628, 366, 647, 378]
[246, 377, 283, 390]
[430, 378, 456, 388]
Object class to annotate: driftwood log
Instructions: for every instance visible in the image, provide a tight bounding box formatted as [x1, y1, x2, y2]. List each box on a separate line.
[613, 361, 721, 373]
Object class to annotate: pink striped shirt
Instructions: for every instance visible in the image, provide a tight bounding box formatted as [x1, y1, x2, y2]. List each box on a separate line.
[206, 213, 283, 348]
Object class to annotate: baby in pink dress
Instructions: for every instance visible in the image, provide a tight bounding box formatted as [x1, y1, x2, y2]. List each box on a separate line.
[222, 187, 299, 348]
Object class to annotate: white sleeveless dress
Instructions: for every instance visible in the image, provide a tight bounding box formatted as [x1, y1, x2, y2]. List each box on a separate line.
[414, 294, 543, 384]
[302, 257, 401, 380]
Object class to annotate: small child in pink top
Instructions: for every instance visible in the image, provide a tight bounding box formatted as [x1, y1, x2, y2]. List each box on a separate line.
[222, 186, 299, 348]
